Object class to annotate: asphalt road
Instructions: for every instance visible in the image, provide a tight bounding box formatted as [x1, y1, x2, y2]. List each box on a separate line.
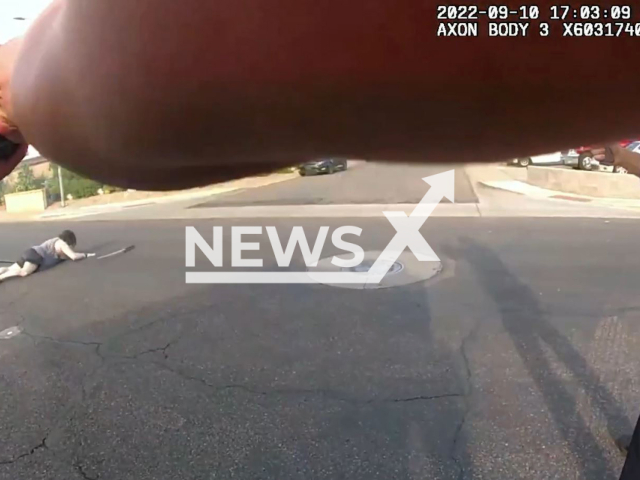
[1, 218, 639, 479]
[194, 162, 477, 207]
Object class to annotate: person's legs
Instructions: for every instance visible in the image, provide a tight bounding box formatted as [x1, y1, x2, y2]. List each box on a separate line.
[0, 248, 46, 282]
[0, 263, 23, 281]
[19, 261, 38, 277]
[619, 414, 640, 479]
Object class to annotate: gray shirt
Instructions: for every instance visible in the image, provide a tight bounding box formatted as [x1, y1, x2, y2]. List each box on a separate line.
[32, 237, 63, 268]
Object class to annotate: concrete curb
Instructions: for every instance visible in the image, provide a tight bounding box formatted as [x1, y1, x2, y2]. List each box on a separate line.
[37, 186, 240, 219]
[527, 166, 640, 199]
[27, 173, 298, 221]
[60, 201, 640, 220]
[480, 179, 640, 209]
[158, 203, 482, 218]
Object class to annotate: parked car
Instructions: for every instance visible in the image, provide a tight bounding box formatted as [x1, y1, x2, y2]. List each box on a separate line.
[510, 152, 563, 167]
[561, 148, 579, 165]
[298, 158, 348, 176]
[565, 140, 634, 171]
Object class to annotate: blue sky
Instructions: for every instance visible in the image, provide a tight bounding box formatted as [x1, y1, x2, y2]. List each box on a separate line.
[0, 0, 52, 44]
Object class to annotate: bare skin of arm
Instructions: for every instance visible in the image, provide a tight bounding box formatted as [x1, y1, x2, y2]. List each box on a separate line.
[55, 240, 89, 261]
[613, 147, 640, 177]
[2, 0, 640, 190]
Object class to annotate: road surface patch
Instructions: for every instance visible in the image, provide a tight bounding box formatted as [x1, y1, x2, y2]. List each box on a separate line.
[0, 326, 22, 340]
[308, 251, 442, 289]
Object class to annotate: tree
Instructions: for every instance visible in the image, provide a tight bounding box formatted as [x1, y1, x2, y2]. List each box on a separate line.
[48, 165, 105, 200]
[13, 164, 38, 192]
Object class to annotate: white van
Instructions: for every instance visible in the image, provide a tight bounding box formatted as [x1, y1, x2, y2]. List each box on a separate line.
[510, 152, 563, 168]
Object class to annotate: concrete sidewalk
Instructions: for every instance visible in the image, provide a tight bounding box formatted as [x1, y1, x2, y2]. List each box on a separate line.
[0, 172, 297, 222]
[527, 166, 640, 199]
[467, 164, 640, 212]
[480, 177, 640, 210]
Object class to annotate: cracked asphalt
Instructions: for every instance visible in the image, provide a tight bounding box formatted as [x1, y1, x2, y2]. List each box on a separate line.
[1, 217, 640, 479]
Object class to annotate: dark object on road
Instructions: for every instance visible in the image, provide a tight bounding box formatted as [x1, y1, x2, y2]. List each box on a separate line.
[0, 134, 20, 161]
[96, 245, 135, 260]
[620, 415, 640, 479]
[298, 159, 347, 176]
[617, 434, 632, 455]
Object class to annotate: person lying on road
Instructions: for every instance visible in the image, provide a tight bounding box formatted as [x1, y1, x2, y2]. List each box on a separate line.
[0, 230, 94, 282]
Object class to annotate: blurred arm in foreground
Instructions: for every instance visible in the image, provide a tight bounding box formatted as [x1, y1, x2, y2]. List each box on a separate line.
[611, 147, 640, 177]
[1, 0, 640, 190]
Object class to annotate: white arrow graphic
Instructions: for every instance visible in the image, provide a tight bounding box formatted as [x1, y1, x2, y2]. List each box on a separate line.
[363, 170, 454, 285]
[411, 170, 455, 218]
[191, 170, 454, 285]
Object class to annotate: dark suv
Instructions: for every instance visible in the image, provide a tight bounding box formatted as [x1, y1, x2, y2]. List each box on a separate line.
[298, 158, 348, 176]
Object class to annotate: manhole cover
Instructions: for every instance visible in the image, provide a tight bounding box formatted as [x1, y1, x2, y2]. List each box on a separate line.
[343, 260, 404, 275]
[0, 326, 22, 340]
[308, 251, 442, 290]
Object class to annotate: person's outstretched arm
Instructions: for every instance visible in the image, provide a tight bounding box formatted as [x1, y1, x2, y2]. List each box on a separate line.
[55, 240, 92, 261]
[3, 0, 640, 190]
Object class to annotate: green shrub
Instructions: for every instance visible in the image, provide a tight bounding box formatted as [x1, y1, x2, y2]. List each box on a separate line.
[47, 165, 127, 200]
[49, 165, 102, 199]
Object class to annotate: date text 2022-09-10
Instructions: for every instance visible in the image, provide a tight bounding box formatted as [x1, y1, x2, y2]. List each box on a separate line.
[436, 4, 640, 37]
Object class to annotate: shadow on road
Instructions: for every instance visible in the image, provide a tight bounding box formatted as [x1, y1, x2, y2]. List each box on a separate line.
[459, 238, 632, 480]
[0, 274, 471, 479]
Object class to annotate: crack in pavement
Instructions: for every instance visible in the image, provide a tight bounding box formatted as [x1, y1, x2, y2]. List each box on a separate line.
[0, 436, 48, 466]
[133, 340, 173, 359]
[390, 393, 463, 403]
[20, 324, 188, 364]
[19, 329, 185, 401]
[22, 331, 106, 368]
[101, 301, 203, 349]
[17, 330, 110, 428]
[153, 361, 463, 405]
[22, 331, 102, 350]
[14, 326, 468, 474]
[15, 312, 27, 327]
[4, 289, 31, 314]
[117, 332, 188, 360]
[74, 461, 99, 480]
[450, 318, 480, 480]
